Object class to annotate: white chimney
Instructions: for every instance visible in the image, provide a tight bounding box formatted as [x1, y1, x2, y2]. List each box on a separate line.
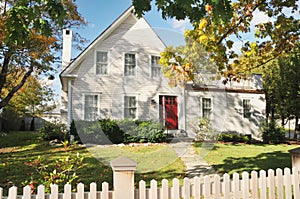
[62, 29, 72, 69]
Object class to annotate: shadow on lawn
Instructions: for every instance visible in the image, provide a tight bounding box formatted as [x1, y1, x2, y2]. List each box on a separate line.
[212, 150, 292, 175]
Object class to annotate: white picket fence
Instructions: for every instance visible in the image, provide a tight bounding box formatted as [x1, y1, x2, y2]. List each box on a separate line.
[1, 166, 300, 199]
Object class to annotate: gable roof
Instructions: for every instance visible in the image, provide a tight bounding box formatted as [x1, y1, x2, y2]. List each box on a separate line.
[60, 6, 166, 79]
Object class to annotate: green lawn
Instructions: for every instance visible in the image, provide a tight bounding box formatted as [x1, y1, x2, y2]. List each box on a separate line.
[195, 142, 299, 175]
[1, 131, 299, 193]
[0, 131, 185, 192]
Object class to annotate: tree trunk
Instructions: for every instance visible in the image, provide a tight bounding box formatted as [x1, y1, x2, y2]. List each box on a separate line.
[295, 116, 299, 139]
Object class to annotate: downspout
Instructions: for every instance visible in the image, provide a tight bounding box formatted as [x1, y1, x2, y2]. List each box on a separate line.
[182, 87, 186, 132]
[68, 80, 72, 128]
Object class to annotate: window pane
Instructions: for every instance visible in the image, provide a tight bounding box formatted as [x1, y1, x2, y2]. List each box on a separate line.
[96, 52, 108, 75]
[125, 54, 136, 76]
[84, 95, 98, 120]
[151, 56, 161, 77]
[97, 52, 107, 62]
[243, 99, 251, 118]
[202, 98, 211, 119]
[124, 96, 136, 119]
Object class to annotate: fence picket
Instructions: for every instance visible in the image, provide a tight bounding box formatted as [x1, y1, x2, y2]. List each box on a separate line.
[0, 187, 3, 199]
[22, 186, 31, 199]
[64, 184, 71, 199]
[161, 179, 169, 199]
[232, 173, 239, 199]
[183, 178, 190, 199]
[77, 183, 84, 199]
[101, 182, 109, 199]
[8, 186, 17, 199]
[89, 183, 97, 199]
[203, 175, 210, 199]
[139, 180, 146, 199]
[284, 167, 292, 199]
[37, 185, 45, 199]
[250, 171, 258, 198]
[267, 169, 275, 199]
[292, 167, 300, 199]
[172, 178, 180, 199]
[223, 174, 230, 199]
[193, 176, 200, 199]
[259, 170, 267, 199]
[276, 168, 284, 199]
[50, 184, 58, 199]
[213, 175, 221, 199]
[242, 172, 249, 199]
[150, 179, 158, 199]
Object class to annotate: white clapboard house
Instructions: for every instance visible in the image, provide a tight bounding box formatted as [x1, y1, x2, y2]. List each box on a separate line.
[60, 6, 265, 139]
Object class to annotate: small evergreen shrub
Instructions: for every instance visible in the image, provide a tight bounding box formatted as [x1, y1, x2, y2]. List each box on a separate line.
[261, 120, 285, 144]
[70, 119, 166, 144]
[40, 122, 68, 141]
[218, 132, 250, 143]
[123, 121, 166, 143]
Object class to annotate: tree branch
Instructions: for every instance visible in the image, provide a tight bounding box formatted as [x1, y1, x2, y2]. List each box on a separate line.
[0, 66, 34, 109]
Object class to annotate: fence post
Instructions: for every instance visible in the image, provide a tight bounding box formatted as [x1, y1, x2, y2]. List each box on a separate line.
[110, 156, 137, 199]
[289, 147, 300, 169]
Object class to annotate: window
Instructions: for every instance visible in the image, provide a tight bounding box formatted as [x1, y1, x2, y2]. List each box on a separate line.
[202, 98, 212, 119]
[124, 53, 136, 76]
[151, 55, 161, 77]
[96, 51, 108, 75]
[84, 95, 99, 120]
[243, 99, 251, 118]
[124, 96, 136, 119]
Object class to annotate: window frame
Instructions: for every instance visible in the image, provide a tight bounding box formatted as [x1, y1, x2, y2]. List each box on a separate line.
[124, 95, 137, 119]
[83, 93, 100, 121]
[95, 51, 109, 76]
[242, 99, 251, 118]
[124, 53, 137, 77]
[202, 97, 212, 119]
[150, 55, 161, 78]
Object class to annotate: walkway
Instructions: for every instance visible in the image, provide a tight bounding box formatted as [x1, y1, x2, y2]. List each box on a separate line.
[170, 138, 215, 178]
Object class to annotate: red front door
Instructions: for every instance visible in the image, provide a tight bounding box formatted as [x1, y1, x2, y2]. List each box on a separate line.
[159, 96, 178, 129]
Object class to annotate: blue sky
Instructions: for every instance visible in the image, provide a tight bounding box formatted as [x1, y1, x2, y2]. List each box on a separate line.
[72, 0, 191, 57]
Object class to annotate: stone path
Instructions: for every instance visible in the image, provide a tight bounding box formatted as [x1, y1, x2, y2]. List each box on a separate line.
[170, 138, 215, 178]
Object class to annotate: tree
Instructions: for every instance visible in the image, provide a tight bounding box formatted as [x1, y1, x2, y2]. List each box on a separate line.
[1, 73, 56, 131]
[263, 43, 300, 135]
[0, 0, 85, 109]
[159, 33, 218, 87]
[133, 0, 299, 81]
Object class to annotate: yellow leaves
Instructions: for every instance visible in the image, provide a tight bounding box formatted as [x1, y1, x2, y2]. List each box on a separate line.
[199, 18, 208, 30]
[199, 35, 208, 43]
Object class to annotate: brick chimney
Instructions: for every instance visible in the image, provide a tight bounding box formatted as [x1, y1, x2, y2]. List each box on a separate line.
[62, 29, 72, 70]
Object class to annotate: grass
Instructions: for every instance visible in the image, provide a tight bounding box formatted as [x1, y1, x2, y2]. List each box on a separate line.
[1, 131, 299, 193]
[0, 132, 185, 192]
[194, 142, 299, 175]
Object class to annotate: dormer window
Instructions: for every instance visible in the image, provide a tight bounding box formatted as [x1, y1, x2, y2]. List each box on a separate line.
[96, 51, 108, 75]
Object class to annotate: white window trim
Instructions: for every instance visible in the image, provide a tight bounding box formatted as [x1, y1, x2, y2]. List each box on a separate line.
[123, 52, 137, 77]
[149, 54, 161, 78]
[200, 97, 213, 119]
[123, 95, 138, 119]
[242, 98, 252, 118]
[95, 50, 110, 76]
[82, 93, 101, 121]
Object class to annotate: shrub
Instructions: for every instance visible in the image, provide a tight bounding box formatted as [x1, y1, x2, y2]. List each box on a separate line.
[71, 119, 166, 144]
[123, 121, 166, 143]
[261, 120, 285, 144]
[39, 122, 68, 141]
[218, 132, 250, 143]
